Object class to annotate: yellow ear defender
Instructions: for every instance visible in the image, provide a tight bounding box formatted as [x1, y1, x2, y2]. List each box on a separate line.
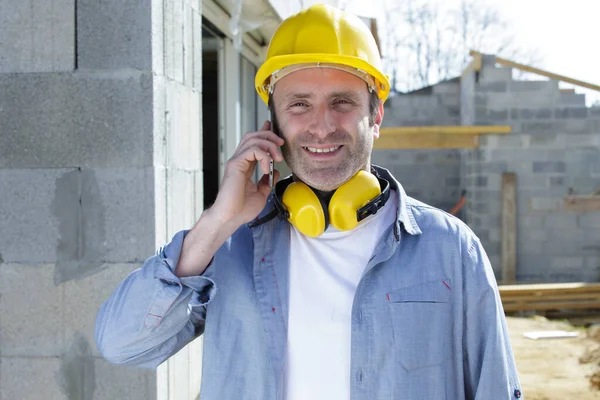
[273, 170, 391, 237]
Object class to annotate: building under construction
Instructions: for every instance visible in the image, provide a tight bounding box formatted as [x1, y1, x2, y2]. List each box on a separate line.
[373, 51, 600, 285]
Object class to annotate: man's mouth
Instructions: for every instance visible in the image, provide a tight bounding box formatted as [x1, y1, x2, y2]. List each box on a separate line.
[303, 145, 342, 154]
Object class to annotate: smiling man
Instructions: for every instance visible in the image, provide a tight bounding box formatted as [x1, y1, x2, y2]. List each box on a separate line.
[95, 4, 522, 400]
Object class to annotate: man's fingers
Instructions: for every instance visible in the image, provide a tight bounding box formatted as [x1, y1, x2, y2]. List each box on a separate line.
[239, 147, 271, 175]
[240, 129, 284, 147]
[235, 138, 284, 162]
[260, 120, 270, 131]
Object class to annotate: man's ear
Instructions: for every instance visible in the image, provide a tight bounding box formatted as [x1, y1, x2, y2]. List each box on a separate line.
[372, 101, 384, 140]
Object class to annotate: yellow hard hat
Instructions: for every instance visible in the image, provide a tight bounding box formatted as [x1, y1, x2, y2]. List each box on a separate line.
[255, 4, 390, 105]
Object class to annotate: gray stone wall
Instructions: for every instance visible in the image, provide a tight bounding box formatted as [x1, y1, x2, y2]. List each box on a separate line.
[373, 81, 463, 213]
[0, 0, 203, 398]
[462, 57, 600, 282]
[378, 55, 599, 283]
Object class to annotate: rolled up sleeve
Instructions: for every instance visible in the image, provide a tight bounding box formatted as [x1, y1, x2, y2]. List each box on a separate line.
[95, 230, 217, 369]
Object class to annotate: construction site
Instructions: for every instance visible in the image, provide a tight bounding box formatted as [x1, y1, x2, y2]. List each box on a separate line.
[0, 0, 599, 398]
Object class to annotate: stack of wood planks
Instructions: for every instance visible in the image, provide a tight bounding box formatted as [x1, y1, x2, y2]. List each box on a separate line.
[498, 282, 600, 312]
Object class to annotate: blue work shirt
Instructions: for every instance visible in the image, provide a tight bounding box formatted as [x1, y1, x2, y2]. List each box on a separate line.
[95, 166, 522, 400]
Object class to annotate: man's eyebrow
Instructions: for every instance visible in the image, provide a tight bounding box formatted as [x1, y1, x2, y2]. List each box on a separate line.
[282, 93, 314, 102]
[330, 91, 361, 101]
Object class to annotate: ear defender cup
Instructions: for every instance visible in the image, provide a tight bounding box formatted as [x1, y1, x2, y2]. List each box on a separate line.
[281, 181, 329, 237]
[329, 170, 381, 231]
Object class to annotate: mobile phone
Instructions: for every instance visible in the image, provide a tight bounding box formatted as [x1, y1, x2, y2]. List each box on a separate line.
[269, 159, 274, 188]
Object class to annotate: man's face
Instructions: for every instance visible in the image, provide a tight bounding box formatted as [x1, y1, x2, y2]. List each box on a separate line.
[272, 68, 383, 192]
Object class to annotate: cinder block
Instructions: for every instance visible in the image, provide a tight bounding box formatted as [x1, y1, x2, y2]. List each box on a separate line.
[519, 214, 546, 230]
[64, 263, 141, 358]
[445, 177, 460, 187]
[166, 167, 197, 237]
[93, 167, 156, 264]
[521, 121, 567, 133]
[0, 357, 68, 400]
[488, 148, 529, 162]
[547, 271, 583, 282]
[529, 134, 566, 148]
[579, 213, 600, 229]
[479, 67, 512, 82]
[475, 108, 508, 122]
[530, 197, 563, 211]
[164, 0, 185, 83]
[476, 81, 507, 93]
[479, 161, 508, 174]
[77, 0, 152, 70]
[513, 108, 553, 120]
[94, 358, 157, 400]
[495, 134, 527, 149]
[508, 80, 559, 93]
[564, 134, 598, 149]
[433, 82, 459, 95]
[533, 161, 566, 174]
[0, 72, 153, 168]
[583, 255, 600, 270]
[0, 0, 75, 73]
[544, 213, 579, 230]
[0, 167, 155, 267]
[558, 93, 586, 107]
[0, 264, 64, 356]
[586, 119, 600, 134]
[192, 7, 203, 90]
[555, 107, 588, 119]
[590, 107, 600, 117]
[0, 169, 69, 263]
[164, 80, 202, 171]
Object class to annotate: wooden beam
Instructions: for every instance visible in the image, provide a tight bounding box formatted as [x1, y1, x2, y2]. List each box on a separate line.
[501, 173, 517, 284]
[373, 133, 479, 149]
[470, 50, 600, 93]
[380, 125, 512, 136]
[563, 195, 600, 212]
[499, 282, 600, 312]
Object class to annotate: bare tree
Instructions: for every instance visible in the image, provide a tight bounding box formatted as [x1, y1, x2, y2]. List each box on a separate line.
[380, 0, 542, 93]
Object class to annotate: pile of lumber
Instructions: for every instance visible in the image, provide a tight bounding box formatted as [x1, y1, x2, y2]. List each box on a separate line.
[498, 282, 600, 312]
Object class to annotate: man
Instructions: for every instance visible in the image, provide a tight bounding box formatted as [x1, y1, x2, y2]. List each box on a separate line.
[96, 4, 522, 399]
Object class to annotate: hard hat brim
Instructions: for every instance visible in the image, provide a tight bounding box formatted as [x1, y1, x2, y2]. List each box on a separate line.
[255, 53, 390, 105]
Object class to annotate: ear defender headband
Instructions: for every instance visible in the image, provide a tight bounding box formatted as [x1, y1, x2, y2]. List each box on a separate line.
[272, 170, 391, 237]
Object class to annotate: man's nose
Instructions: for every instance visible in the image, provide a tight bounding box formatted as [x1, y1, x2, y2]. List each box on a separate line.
[308, 104, 336, 138]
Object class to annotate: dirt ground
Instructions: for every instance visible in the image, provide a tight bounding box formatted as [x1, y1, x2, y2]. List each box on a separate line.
[507, 316, 600, 399]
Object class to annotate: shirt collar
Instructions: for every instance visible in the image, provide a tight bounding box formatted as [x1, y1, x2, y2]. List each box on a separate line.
[250, 165, 423, 239]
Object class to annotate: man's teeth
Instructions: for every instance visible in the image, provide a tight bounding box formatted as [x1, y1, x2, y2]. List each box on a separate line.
[304, 146, 341, 153]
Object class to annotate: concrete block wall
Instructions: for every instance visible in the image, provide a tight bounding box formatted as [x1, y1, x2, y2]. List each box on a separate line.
[373, 82, 463, 213]
[461, 56, 600, 282]
[0, 0, 203, 398]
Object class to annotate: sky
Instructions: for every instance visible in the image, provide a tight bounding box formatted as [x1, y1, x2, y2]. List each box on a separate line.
[310, 0, 599, 104]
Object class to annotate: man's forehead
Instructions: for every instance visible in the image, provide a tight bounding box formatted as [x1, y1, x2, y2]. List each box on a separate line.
[273, 68, 370, 101]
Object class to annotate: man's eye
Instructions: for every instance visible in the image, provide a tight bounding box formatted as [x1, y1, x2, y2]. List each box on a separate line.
[291, 102, 307, 107]
[335, 99, 352, 105]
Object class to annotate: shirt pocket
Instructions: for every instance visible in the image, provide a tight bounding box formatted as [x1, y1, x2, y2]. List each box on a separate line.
[387, 279, 452, 371]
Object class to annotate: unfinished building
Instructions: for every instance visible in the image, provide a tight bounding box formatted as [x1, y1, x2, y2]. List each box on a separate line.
[373, 52, 600, 284]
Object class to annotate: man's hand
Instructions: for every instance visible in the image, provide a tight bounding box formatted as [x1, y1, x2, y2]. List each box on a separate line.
[175, 121, 284, 277]
[212, 120, 285, 226]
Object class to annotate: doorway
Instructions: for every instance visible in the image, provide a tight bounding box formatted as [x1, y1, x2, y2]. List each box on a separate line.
[202, 22, 223, 208]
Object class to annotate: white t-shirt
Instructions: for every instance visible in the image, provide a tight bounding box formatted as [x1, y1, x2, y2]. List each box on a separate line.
[283, 189, 398, 400]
